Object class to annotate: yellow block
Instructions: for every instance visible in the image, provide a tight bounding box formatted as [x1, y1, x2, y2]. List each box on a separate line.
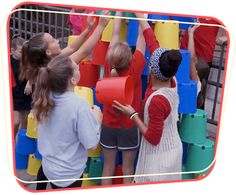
[26, 113, 38, 138]
[81, 173, 97, 187]
[68, 35, 88, 61]
[74, 86, 94, 107]
[27, 154, 42, 176]
[154, 21, 179, 49]
[88, 144, 102, 157]
[102, 19, 127, 42]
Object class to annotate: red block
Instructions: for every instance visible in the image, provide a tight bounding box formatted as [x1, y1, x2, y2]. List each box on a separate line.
[112, 165, 123, 184]
[92, 40, 109, 66]
[77, 60, 99, 88]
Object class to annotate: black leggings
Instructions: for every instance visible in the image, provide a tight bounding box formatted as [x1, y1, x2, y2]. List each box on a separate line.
[36, 166, 83, 190]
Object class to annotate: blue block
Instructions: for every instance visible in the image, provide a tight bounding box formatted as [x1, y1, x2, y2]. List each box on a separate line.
[178, 81, 197, 114]
[176, 50, 191, 83]
[15, 129, 36, 155]
[92, 87, 103, 111]
[142, 48, 150, 75]
[15, 149, 28, 169]
[35, 142, 42, 160]
[171, 16, 197, 30]
[148, 14, 170, 20]
[126, 20, 139, 46]
[182, 142, 189, 165]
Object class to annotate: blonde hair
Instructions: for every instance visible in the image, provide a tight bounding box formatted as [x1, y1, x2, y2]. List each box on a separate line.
[107, 42, 132, 72]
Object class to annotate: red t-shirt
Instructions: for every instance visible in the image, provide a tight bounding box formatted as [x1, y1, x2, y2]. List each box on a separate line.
[180, 18, 220, 62]
[142, 79, 176, 145]
[143, 27, 160, 55]
[103, 50, 146, 129]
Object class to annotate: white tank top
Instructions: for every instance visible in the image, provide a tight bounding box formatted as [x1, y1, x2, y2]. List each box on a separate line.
[134, 81, 183, 183]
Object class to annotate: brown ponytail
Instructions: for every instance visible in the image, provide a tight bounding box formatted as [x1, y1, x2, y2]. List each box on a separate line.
[32, 67, 54, 122]
[19, 33, 50, 82]
[32, 55, 74, 122]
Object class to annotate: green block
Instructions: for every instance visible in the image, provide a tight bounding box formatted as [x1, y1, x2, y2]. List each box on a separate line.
[179, 109, 207, 144]
[88, 157, 103, 184]
[182, 165, 195, 180]
[186, 139, 215, 174]
[122, 12, 136, 18]
[97, 10, 116, 16]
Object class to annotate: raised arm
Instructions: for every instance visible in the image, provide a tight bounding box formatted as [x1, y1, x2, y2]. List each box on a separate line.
[135, 27, 146, 55]
[135, 13, 159, 54]
[188, 25, 199, 81]
[135, 13, 150, 31]
[69, 11, 110, 64]
[61, 13, 96, 57]
[109, 12, 122, 49]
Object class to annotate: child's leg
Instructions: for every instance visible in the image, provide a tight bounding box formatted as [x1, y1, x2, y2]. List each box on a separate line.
[36, 166, 48, 190]
[101, 148, 117, 185]
[13, 111, 20, 138]
[100, 126, 119, 185]
[18, 110, 30, 130]
[118, 126, 140, 184]
[122, 150, 137, 184]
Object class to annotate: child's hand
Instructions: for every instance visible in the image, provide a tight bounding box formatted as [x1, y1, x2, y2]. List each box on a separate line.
[188, 24, 199, 35]
[24, 81, 32, 95]
[92, 105, 103, 124]
[87, 11, 96, 30]
[98, 10, 111, 28]
[135, 12, 144, 19]
[216, 36, 228, 45]
[112, 100, 135, 116]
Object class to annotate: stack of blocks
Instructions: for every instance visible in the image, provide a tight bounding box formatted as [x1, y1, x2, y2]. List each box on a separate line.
[15, 113, 42, 177]
[15, 13, 208, 185]
[71, 13, 200, 183]
[178, 109, 215, 179]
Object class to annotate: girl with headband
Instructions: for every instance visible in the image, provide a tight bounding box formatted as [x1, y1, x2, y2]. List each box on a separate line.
[112, 13, 183, 183]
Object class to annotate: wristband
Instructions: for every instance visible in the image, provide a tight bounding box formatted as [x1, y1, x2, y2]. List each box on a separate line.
[129, 112, 139, 120]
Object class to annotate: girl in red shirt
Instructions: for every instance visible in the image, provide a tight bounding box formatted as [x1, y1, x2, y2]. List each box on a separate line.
[113, 14, 183, 183]
[100, 12, 146, 185]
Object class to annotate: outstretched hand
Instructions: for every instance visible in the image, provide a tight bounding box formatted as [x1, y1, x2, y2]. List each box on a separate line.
[87, 11, 96, 30]
[135, 12, 145, 19]
[188, 23, 200, 35]
[98, 10, 111, 28]
[112, 100, 135, 116]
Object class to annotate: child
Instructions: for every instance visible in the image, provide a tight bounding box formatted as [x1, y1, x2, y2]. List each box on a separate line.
[68, 8, 97, 35]
[180, 18, 220, 109]
[68, 8, 85, 35]
[187, 24, 203, 106]
[100, 12, 146, 185]
[10, 35, 31, 138]
[112, 13, 183, 183]
[20, 11, 110, 90]
[33, 55, 102, 189]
